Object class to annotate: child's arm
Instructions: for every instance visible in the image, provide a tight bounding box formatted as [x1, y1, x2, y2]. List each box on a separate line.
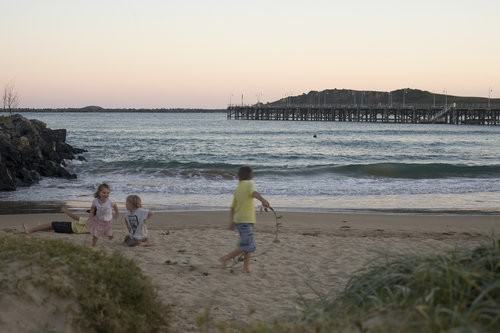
[89, 201, 96, 217]
[253, 191, 270, 208]
[229, 207, 235, 230]
[123, 217, 131, 233]
[62, 207, 80, 221]
[147, 211, 154, 219]
[112, 202, 119, 219]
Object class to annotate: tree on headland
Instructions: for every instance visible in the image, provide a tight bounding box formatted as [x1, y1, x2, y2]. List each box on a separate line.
[3, 83, 19, 115]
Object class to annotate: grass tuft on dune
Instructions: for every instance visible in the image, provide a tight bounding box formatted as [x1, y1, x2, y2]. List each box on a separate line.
[211, 239, 500, 333]
[0, 234, 171, 333]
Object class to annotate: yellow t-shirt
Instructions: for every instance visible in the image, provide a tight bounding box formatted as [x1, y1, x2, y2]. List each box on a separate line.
[231, 180, 257, 223]
[71, 217, 89, 234]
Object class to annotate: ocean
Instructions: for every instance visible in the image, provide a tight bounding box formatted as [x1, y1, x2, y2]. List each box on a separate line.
[2, 112, 500, 213]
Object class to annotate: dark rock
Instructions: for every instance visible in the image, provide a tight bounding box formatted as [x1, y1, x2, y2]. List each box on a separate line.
[39, 161, 76, 179]
[73, 147, 87, 154]
[0, 114, 84, 191]
[16, 168, 41, 186]
[51, 129, 67, 142]
[0, 163, 15, 191]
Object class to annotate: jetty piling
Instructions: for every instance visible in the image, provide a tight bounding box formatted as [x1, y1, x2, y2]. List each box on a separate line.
[227, 105, 500, 125]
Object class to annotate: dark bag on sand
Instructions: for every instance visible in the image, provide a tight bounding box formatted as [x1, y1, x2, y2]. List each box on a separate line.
[124, 235, 139, 247]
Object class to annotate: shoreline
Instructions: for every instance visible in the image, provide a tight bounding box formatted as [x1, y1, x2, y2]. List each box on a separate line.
[3, 210, 499, 239]
[1, 200, 499, 216]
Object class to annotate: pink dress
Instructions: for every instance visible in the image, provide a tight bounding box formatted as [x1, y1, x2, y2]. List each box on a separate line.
[88, 198, 113, 237]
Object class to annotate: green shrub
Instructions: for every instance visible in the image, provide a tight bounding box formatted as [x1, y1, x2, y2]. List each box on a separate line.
[0, 234, 171, 332]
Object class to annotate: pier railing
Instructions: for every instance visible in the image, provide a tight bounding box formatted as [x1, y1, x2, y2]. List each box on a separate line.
[227, 105, 500, 125]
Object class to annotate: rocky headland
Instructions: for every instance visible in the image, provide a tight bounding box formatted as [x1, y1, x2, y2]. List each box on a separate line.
[268, 88, 500, 107]
[0, 114, 85, 191]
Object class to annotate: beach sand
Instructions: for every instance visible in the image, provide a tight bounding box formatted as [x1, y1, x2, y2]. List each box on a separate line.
[2, 210, 499, 332]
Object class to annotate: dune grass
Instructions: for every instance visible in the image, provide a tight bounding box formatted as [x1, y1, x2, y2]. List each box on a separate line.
[302, 239, 500, 332]
[0, 234, 171, 332]
[208, 239, 500, 333]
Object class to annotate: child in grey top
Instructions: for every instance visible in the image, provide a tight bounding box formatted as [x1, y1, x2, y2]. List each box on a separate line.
[123, 195, 153, 247]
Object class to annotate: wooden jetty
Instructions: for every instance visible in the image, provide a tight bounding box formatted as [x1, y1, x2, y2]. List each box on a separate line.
[227, 105, 500, 125]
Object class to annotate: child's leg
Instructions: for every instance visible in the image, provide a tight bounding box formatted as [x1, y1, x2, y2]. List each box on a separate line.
[23, 223, 53, 234]
[105, 222, 113, 241]
[92, 236, 98, 246]
[243, 252, 251, 273]
[219, 249, 244, 266]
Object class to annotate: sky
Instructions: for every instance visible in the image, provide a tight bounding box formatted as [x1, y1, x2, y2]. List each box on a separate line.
[0, 0, 499, 108]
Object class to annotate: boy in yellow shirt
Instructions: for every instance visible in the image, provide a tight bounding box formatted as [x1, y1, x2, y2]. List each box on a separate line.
[220, 166, 270, 273]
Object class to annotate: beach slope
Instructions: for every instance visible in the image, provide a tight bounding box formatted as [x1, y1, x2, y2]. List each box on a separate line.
[2, 211, 498, 331]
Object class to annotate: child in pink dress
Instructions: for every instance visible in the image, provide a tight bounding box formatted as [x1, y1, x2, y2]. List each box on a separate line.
[88, 183, 119, 246]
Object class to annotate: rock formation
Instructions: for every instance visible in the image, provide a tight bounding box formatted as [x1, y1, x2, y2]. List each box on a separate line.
[0, 114, 85, 191]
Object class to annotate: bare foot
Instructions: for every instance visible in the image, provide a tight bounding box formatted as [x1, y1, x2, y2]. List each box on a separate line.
[22, 224, 29, 234]
[219, 257, 228, 268]
[243, 267, 251, 273]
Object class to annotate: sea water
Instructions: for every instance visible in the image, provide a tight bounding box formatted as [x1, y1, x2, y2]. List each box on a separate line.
[2, 112, 500, 212]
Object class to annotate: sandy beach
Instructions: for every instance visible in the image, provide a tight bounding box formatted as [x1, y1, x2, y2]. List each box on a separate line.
[2, 210, 499, 332]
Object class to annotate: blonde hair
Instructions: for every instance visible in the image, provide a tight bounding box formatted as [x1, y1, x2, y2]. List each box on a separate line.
[126, 195, 143, 209]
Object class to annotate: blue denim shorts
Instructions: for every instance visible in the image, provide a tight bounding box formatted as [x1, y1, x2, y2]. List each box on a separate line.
[236, 223, 256, 253]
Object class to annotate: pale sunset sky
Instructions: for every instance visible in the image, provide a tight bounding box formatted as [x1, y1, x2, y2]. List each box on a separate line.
[1, 0, 499, 108]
